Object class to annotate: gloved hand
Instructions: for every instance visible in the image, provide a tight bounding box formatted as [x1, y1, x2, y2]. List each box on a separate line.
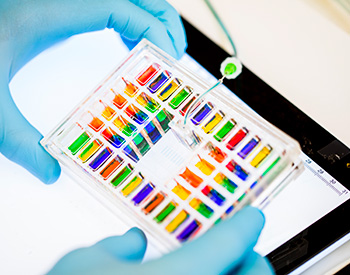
[0, 0, 187, 184]
[49, 207, 274, 275]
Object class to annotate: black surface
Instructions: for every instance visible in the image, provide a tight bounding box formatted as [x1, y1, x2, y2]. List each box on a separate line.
[182, 18, 350, 274]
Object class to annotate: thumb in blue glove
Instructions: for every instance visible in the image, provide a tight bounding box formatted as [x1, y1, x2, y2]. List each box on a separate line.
[48, 207, 274, 274]
[0, 0, 187, 184]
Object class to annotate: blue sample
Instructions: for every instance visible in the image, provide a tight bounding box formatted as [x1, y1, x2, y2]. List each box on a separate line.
[234, 164, 249, 181]
[89, 147, 113, 171]
[191, 102, 213, 125]
[238, 137, 260, 159]
[123, 145, 139, 163]
[148, 71, 171, 93]
[132, 183, 155, 205]
[177, 220, 201, 242]
[144, 121, 162, 144]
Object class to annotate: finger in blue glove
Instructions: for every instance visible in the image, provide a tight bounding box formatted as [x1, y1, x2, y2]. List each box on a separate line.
[0, 0, 187, 184]
[48, 207, 273, 275]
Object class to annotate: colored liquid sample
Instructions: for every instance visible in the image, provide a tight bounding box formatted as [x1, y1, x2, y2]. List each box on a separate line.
[202, 111, 224, 134]
[133, 133, 150, 156]
[214, 119, 236, 142]
[195, 158, 216, 176]
[165, 210, 189, 233]
[226, 128, 248, 150]
[68, 132, 91, 155]
[157, 78, 182, 101]
[226, 160, 249, 181]
[169, 86, 192, 109]
[155, 109, 174, 132]
[238, 136, 260, 159]
[88, 116, 104, 132]
[136, 92, 160, 113]
[101, 127, 125, 148]
[123, 78, 139, 97]
[189, 198, 214, 218]
[123, 145, 140, 162]
[214, 173, 238, 193]
[177, 220, 201, 242]
[124, 104, 149, 124]
[208, 145, 227, 163]
[202, 185, 226, 206]
[179, 96, 201, 116]
[148, 70, 172, 93]
[100, 101, 116, 121]
[132, 183, 155, 205]
[191, 102, 214, 125]
[100, 155, 124, 180]
[154, 201, 177, 223]
[121, 174, 144, 197]
[143, 192, 165, 214]
[113, 116, 137, 137]
[144, 121, 162, 144]
[89, 147, 113, 171]
[79, 139, 103, 163]
[172, 183, 191, 200]
[250, 145, 272, 167]
[112, 92, 128, 109]
[110, 164, 133, 187]
[136, 63, 160, 86]
[179, 168, 203, 188]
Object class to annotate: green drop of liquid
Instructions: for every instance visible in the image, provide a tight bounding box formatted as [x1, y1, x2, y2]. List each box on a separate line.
[224, 63, 237, 75]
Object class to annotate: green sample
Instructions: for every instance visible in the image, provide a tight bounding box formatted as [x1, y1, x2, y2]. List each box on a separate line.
[169, 87, 192, 109]
[222, 178, 237, 193]
[214, 120, 235, 142]
[110, 165, 133, 187]
[156, 109, 174, 132]
[68, 132, 90, 155]
[224, 63, 237, 76]
[154, 202, 176, 223]
[133, 134, 150, 156]
[197, 204, 213, 218]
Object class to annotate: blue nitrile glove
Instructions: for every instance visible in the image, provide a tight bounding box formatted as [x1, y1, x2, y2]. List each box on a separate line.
[0, 0, 187, 184]
[49, 207, 274, 275]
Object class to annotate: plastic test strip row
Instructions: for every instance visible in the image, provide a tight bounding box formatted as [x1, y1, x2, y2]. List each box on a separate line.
[187, 101, 274, 168]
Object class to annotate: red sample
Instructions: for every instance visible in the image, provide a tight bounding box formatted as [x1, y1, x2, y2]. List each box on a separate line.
[226, 128, 248, 150]
[136, 63, 160, 86]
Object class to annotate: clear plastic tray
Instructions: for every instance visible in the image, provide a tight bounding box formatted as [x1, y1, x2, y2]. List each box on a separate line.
[41, 39, 303, 253]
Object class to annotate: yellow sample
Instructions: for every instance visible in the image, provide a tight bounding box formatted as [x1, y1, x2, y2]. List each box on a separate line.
[250, 145, 272, 167]
[189, 198, 201, 209]
[172, 183, 191, 200]
[202, 112, 224, 134]
[165, 210, 189, 233]
[195, 158, 216, 176]
[121, 175, 143, 196]
[79, 140, 103, 163]
[157, 79, 182, 101]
